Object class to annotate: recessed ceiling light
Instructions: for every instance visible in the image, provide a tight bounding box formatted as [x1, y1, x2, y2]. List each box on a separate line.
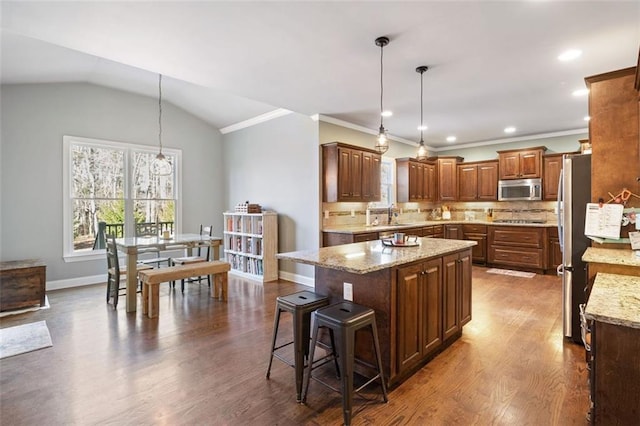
[572, 88, 590, 97]
[417, 125, 428, 131]
[381, 110, 393, 117]
[558, 49, 582, 61]
[504, 126, 516, 134]
[584, 116, 590, 121]
[446, 136, 456, 142]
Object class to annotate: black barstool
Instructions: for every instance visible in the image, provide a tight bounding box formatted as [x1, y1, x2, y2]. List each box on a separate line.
[302, 301, 388, 426]
[266, 291, 330, 402]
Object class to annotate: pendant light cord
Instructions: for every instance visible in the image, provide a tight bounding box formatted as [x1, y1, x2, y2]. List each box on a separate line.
[380, 43, 384, 127]
[420, 70, 424, 143]
[158, 74, 163, 154]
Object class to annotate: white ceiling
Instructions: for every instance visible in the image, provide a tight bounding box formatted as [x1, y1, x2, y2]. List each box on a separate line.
[1, 1, 639, 150]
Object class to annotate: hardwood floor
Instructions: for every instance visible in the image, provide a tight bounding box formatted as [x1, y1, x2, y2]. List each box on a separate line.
[0, 267, 589, 425]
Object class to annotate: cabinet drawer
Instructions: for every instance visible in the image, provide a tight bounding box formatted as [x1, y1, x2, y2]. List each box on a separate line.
[462, 224, 487, 234]
[489, 226, 543, 248]
[354, 232, 379, 243]
[488, 246, 543, 268]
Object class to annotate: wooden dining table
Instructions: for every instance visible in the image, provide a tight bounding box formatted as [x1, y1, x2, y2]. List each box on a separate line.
[115, 234, 223, 313]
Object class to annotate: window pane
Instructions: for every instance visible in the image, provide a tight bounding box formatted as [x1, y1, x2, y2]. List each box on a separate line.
[71, 145, 124, 198]
[134, 200, 175, 236]
[73, 199, 125, 251]
[132, 151, 175, 199]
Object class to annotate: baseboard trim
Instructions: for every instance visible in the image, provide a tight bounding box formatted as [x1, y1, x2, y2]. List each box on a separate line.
[278, 270, 314, 287]
[46, 274, 106, 291]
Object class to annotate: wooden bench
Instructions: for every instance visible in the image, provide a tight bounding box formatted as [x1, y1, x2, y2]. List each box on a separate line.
[138, 261, 231, 318]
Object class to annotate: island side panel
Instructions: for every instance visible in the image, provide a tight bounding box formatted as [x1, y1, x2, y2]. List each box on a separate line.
[314, 266, 396, 383]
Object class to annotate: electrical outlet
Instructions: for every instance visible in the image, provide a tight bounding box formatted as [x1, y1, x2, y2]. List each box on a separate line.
[343, 282, 353, 301]
[324, 210, 329, 219]
[350, 209, 355, 217]
[418, 208, 420, 214]
[400, 208, 403, 215]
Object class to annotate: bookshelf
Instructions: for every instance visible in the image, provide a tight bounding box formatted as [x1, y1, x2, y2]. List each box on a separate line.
[223, 211, 278, 282]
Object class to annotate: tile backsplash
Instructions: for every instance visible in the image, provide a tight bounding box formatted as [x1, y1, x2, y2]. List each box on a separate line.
[322, 201, 558, 227]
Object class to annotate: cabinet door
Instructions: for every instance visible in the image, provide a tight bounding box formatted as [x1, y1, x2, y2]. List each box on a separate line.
[543, 155, 562, 200]
[397, 263, 423, 372]
[338, 147, 353, 199]
[477, 162, 498, 200]
[519, 150, 542, 178]
[442, 253, 460, 340]
[438, 159, 458, 201]
[444, 224, 463, 240]
[465, 233, 487, 263]
[423, 163, 436, 201]
[350, 149, 362, 199]
[409, 162, 420, 201]
[499, 152, 521, 179]
[422, 258, 443, 356]
[457, 164, 478, 201]
[459, 251, 472, 326]
[361, 151, 381, 201]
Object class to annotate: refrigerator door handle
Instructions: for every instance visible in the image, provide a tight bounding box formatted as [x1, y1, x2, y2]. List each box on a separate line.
[557, 168, 564, 252]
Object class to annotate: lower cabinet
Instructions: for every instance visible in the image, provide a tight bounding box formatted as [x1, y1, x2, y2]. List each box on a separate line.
[462, 224, 487, 264]
[323, 231, 378, 247]
[488, 226, 545, 272]
[547, 226, 562, 273]
[396, 249, 472, 377]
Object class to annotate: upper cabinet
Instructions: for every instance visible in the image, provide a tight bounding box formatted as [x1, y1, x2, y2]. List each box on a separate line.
[437, 157, 463, 201]
[497, 146, 546, 180]
[543, 153, 565, 201]
[585, 67, 639, 210]
[457, 160, 498, 201]
[322, 142, 381, 202]
[396, 158, 437, 202]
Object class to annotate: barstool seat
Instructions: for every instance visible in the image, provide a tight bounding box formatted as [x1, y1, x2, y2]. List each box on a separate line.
[266, 291, 330, 402]
[302, 301, 388, 426]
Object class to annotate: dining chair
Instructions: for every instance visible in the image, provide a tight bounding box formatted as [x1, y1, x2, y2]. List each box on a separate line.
[171, 225, 213, 292]
[106, 235, 152, 308]
[135, 224, 172, 268]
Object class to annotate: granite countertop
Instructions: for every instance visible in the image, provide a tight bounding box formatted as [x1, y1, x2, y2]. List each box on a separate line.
[584, 272, 640, 329]
[323, 220, 557, 234]
[582, 247, 640, 268]
[277, 237, 476, 274]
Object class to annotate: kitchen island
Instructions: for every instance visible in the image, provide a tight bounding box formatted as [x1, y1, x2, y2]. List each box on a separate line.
[278, 237, 476, 388]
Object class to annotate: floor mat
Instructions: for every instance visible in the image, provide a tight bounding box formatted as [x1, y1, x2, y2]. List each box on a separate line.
[0, 320, 52, 359]
[486, 268, 536, 278]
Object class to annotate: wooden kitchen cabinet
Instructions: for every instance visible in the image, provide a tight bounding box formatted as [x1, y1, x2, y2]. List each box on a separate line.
[423, 225, 444, 238]
[396, 258, 443, 374]
[444, 224, 463, 240]
[322, 231, 378, 247]
[462, 224, 487, 264]
[442, 250, 472, 340]
[396, 158, 436, 202]
[543, 153, 564, 200]
[586, 67, 639, 214]
[488, 225, 545, 272]
[457, 160, 498, 201]
[322, 142, 381, 202]
[437, 157, 463, 201]
[547, 226, 562, 273]
[497, 147, 546, 180]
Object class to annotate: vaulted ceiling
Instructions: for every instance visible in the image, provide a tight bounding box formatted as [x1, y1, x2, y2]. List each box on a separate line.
[2, 1, 638, 149]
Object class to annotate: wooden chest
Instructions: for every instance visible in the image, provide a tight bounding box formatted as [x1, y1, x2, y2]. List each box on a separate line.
[0, 259, 46, 312]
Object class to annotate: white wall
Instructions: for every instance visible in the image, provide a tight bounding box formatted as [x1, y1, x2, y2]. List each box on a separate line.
[0, 83, 224, 286]
[222, 112, 319, 285]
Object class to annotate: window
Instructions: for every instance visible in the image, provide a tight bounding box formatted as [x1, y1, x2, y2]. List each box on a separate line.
[63, 135, 181, 261]
[379, 158, 395, 206]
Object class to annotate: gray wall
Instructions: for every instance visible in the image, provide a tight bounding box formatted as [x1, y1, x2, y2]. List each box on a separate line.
[0, 83, 223, 285]
[222, 112, 319, 283]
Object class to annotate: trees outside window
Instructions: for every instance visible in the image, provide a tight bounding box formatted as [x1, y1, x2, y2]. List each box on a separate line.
[63, 136, 180, 260]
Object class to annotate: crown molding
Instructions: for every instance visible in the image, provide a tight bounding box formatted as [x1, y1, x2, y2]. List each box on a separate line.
[315, 114, 423, 148]
[433, 128, 589, 152]
[220, 108, 293, 134]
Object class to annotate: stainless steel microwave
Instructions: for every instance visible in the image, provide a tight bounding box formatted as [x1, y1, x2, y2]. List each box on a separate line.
[498, 178, 542, 201]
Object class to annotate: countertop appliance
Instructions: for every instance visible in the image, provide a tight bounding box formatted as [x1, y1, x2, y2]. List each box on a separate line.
[498, 178, 542, 201]
[558, 153, 591, 343]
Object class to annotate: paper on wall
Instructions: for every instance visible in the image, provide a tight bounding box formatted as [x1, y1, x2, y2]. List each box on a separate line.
[584, 203, 624, 239]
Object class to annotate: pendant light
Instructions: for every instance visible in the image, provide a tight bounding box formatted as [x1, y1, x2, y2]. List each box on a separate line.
[416, 65, 429, 161]
[374, 36, 390, 154]
[151, 74, 173, 176]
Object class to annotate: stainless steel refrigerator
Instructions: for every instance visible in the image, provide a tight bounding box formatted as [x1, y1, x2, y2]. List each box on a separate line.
[557, 153, 591, 343]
